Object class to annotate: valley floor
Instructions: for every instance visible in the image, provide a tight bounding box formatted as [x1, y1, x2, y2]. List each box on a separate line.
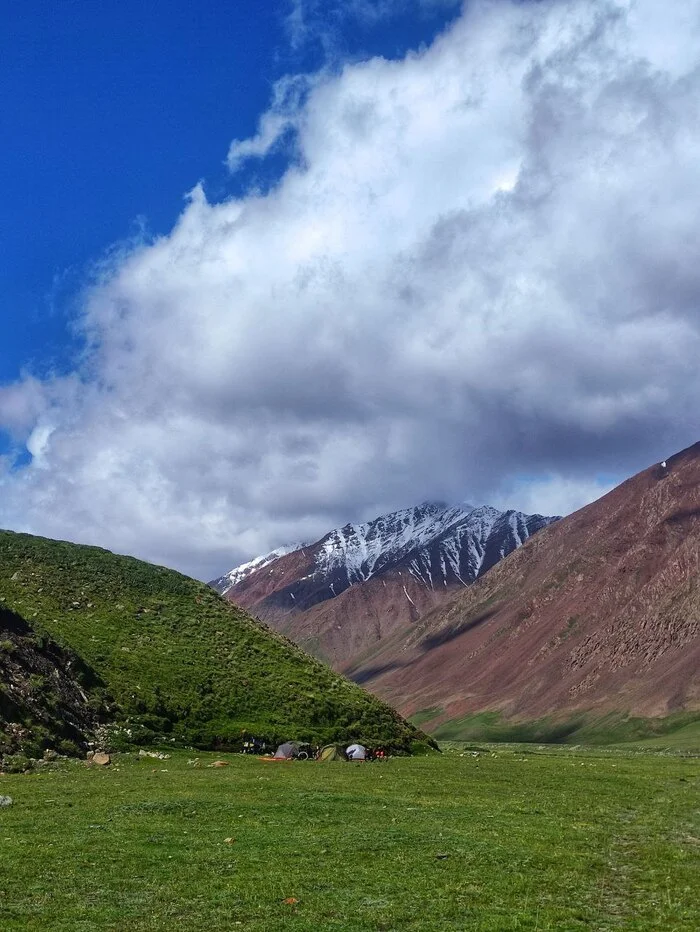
[0, 746, 698, 930]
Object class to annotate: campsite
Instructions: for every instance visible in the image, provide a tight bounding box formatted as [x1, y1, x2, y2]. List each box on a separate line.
[1, 741, 698, 930]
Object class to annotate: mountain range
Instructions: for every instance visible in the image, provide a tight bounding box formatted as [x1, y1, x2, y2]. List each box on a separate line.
[212, 502, 557, 670]
[4, 442, 698, 763]
[214, 443, 700, 740]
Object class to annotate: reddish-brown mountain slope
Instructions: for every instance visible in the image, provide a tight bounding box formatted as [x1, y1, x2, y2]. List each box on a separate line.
[351, 442, 700, 726]
[260, 568, 449, 667]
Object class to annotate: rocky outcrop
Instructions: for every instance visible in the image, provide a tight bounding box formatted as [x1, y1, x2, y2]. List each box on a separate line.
[0, 607, 109, 765]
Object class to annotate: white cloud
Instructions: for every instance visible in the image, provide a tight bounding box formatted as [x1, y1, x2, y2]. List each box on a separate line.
[1, 0, 699, 579]
[25, 423, 55, 466]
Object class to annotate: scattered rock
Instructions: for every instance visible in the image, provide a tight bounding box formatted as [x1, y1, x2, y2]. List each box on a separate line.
[0, 796, 13, 807]
[92, 751, 111, 766]
[224, 837, 235, 844]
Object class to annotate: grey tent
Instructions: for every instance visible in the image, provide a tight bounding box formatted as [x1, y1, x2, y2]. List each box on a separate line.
[346, 743, 367, 761]
[273, 741, 306, 760]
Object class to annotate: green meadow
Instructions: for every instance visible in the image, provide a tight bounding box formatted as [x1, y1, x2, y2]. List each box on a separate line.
[1, 745, 698, 931]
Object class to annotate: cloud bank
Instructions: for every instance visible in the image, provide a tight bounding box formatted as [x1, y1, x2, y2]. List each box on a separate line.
[2, 0, 699, 579]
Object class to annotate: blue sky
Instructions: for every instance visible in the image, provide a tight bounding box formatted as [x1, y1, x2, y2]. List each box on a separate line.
[1, 0, 698, 578]
[1, 1, 458, 388]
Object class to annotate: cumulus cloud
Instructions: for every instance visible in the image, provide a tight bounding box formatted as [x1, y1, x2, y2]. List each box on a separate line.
[1, 0, 699, 579]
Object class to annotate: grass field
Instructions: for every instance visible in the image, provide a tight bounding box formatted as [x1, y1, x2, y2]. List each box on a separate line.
[1, 745, 698, 931]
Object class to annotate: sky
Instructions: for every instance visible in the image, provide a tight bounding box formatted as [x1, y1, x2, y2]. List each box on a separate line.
[1, 0, 699, 580]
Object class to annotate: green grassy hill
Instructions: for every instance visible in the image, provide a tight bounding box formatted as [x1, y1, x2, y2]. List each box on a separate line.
[0, 530, 426, 757]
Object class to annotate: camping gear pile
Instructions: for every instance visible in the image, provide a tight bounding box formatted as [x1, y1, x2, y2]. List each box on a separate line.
[254, 739, 387, 762]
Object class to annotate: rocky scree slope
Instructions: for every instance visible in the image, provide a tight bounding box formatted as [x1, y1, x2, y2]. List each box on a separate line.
[212, 503, 557, 670]
[0, 530, 427, 754]
[349, 443, 700, 735]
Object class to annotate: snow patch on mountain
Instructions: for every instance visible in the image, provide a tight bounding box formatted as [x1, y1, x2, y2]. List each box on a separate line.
[315, 502, 475, 586]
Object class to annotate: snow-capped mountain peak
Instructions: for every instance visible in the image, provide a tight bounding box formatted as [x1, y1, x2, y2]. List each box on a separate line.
[212, 502, 558, 605]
